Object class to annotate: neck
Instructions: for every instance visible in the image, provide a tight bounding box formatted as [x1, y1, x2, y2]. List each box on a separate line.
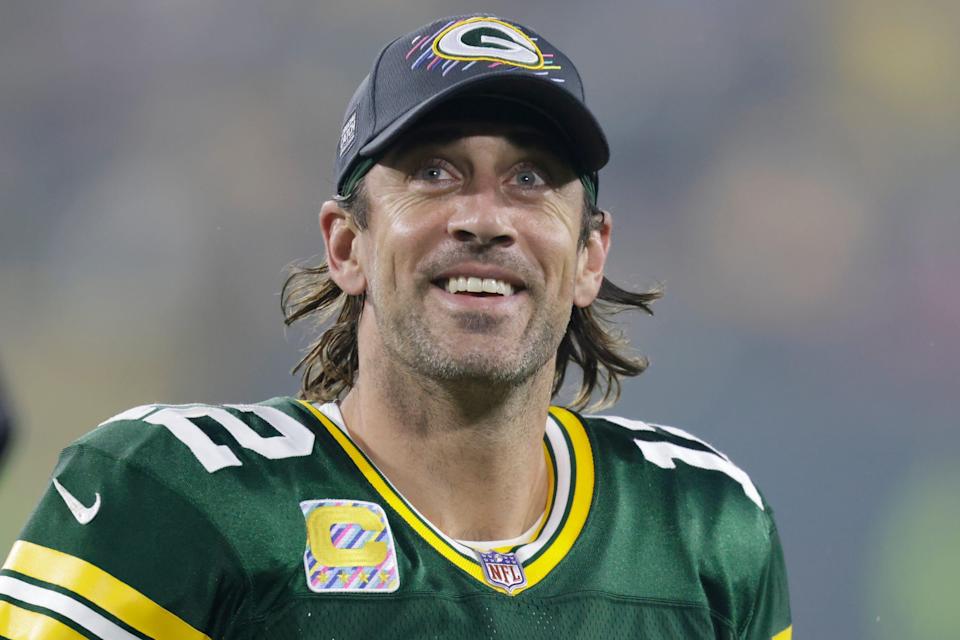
[339, 345, 553, 542]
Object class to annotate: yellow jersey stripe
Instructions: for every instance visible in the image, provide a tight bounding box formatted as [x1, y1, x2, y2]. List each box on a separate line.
[0, 575, 141, 640]
[299, 401, 491, 586]
[772, 624, 793, 639]
[3, 540, 211, 640]
[523, 407, 594, 586]
[0, 600, 88, 640]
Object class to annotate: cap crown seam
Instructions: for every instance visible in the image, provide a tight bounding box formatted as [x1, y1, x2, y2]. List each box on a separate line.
[369, 36, 400, 142]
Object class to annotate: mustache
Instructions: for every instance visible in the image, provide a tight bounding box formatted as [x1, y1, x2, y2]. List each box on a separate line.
[420, 245, 537, 287]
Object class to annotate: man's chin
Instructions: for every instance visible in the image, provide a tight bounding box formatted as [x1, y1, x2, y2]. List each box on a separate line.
[414, 346, 547, 387]
[448, 310, 513, 334]
[379, 311, 557, 387]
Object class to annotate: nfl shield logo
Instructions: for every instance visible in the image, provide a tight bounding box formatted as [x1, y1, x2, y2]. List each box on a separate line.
[478, 551, 527, 593]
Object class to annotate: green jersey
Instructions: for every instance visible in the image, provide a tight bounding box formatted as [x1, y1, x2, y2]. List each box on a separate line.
[1, 398, 791, 639]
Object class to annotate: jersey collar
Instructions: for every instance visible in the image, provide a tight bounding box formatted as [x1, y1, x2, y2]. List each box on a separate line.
[298, 401, 594, 596]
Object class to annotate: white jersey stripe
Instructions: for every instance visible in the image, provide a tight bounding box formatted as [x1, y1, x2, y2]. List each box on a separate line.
[0, 575, 141, 640]
[590, 414, 728, 460]
[98, 404, 155, 427]
[516, 418, 571, 562]
[633, 439, 764, 510]
[646, 422, 729, 461]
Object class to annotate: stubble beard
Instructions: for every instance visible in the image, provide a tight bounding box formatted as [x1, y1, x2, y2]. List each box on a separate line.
[371, 285, 569, 389]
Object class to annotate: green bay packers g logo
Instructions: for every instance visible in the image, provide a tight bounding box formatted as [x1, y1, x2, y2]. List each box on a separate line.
[433, 17, 545, 70]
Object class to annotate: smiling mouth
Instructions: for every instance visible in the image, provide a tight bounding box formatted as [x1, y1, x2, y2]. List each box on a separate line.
[433, 276, 520, 297]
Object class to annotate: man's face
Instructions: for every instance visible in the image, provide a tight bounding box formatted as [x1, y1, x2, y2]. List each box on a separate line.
[326, 121, 609, 387]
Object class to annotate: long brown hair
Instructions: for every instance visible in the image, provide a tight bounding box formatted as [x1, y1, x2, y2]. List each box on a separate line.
[281, 183, 662, 410]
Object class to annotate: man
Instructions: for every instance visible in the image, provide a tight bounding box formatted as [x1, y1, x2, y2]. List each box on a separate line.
[0, 15, 791, 639]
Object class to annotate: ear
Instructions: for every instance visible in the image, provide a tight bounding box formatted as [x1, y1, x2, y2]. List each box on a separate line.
[320, 199, 366, 295]
[573, 210, 612, 308]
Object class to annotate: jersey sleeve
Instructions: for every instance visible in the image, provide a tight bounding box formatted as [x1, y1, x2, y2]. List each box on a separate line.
[741, 518, 792, 640]
[0, 441, 250, 640]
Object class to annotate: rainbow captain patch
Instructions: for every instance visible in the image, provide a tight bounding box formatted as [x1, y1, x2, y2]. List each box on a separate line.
[301, 499, 400, 593]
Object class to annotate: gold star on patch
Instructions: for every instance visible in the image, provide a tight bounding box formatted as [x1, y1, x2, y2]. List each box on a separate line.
[338, 573, 350, 584]
[379, 570, 392, 583]
[318, 570, 329, 582]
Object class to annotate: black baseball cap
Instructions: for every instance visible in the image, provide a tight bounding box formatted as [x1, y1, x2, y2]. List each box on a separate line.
[334, 15, 609, 199]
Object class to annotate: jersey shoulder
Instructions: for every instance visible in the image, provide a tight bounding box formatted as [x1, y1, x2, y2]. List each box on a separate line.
[4, 397, 321, 639]
[71, 396, 319, 481]
[583, 412, 772, 517]
[582, 412, 789, 637]
[49, 396, 326, 536]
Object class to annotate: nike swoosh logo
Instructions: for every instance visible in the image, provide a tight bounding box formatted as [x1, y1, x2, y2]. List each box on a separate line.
[53, 478, 101, 525]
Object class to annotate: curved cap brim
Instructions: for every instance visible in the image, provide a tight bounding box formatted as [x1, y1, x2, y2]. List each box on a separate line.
[359, 74, 609, 174]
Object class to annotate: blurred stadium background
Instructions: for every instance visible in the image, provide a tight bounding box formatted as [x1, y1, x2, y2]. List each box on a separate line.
[1, 1, 958, 637]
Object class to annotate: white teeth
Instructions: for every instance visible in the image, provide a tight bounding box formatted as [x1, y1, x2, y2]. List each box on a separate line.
[445, 276, 516, 296]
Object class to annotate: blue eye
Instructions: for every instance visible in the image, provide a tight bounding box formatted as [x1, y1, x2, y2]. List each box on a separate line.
[414, 163, 454, 182]
[513, 168, 546, 188]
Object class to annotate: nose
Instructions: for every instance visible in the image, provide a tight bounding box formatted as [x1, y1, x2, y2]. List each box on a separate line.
[446, 195, 517, 248]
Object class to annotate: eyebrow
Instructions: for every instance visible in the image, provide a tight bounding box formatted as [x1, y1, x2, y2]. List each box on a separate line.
[388, 123, 574, 166]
